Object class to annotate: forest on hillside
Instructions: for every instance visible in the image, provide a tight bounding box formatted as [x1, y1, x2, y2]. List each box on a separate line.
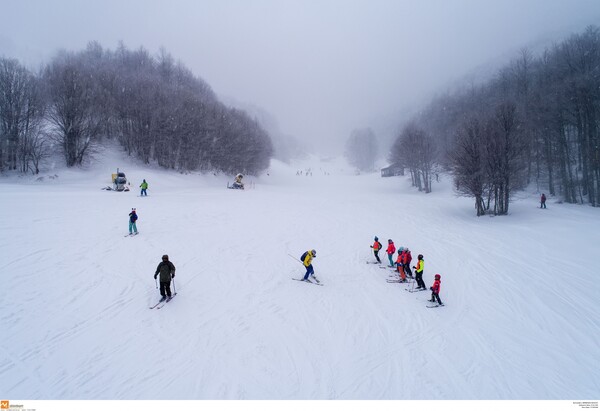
[389, 26, 600, 212]
[0, 42, 273, 176]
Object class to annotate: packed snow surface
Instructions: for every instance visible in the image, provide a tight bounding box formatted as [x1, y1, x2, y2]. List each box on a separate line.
[1, 150, 598, 400]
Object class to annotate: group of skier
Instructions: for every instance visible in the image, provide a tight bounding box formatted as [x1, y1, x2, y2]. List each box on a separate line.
[371, 236, 444, 306]
[128, 176, 443, 307]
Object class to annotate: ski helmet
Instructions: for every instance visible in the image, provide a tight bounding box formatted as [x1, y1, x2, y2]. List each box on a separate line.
[388, 239, 392, 243]
[418, 254, 423, 259]
[434, 274, 441, 280]
[162, 254, 169, 260]
[311, 249, 316, 257]
[374, 236, 378, 241]
[398, 247, 404, 252]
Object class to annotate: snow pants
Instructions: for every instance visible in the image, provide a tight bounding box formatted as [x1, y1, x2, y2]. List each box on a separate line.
[397, 264, 406, 281]
[415, 271, 426, 289]
[430, 291, 442, 304]
[373, 250, 381, 263]
[387, 253, 394, 267]
[141, 189, 147, 196]
[129, 221, 138, 234]
[303, 264, 314, 280]
[159, 281, 172, 298]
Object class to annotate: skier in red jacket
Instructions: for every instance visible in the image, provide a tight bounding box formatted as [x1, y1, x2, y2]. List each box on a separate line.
[386, 239, 396, 267]
[395, 247, 407, 281]
[402, 248, 413, 278]
[429, 274, 443, 305]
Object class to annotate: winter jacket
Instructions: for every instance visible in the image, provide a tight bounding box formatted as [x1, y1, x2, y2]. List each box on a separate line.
[415, 259, 424, 273]
[129, 211, 138, 223]
[140, 181, 148, 189]
[155, 261, 176, 282]
[372, 241, 382, 251]
[396, 252, 404, 264]
[541, 194, 546, 202]
[431, 279, 441, 294]
[386, 242, 396, 255]
[302, 251, 314, 267]
[403, 251, 412, 265]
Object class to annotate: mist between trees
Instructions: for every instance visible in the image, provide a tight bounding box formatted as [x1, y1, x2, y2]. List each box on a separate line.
[0, 41, 273, 176]
[388, 25, 600, 214]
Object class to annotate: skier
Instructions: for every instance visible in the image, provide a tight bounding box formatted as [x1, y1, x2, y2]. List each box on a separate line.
[154, 254, 176, 301]
[429, 274, 443, 306]
[395, 247, 407, 281]
[301, 249, 319, 283]
[128, 208, 138, 235]
[386, 239, 396, 267]
[232, 173, 245, 189]
[370, 236, 383, 263]
[140, 179, 148, 196]
[540, 193, 547, 209]
[412, 254, 426, 290]
[402, 248, 413, 278]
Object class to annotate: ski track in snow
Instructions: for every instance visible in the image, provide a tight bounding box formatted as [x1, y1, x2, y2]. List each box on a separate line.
[1, 153, 599, 399]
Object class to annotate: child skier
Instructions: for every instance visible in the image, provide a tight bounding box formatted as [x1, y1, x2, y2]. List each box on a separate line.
[412, 254, 426, 290]
[301, 249, 319, 283]
[395, 247, 407, 281]
[370, 236, 383, 263]
[402, 248, 413, 278]
[140, 179, 148, 196]
[429, 274, 443, 305]
[386, 239, 396, 267]
[128, 208, 138, 235]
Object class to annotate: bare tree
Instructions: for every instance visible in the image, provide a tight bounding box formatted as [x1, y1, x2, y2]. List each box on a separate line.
[390, 123, 436, 192]
[44, 52, 102, 166]
[0, 58, 47, 172]
[451, 118, 488, 215]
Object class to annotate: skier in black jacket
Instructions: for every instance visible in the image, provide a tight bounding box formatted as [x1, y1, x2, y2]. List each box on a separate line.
[154, 255, 176, 300]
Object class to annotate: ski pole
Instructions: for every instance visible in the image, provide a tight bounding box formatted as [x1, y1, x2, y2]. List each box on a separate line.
[172, 277, 177, 293]
[155, 276, 158, 289]
[287, 254, 302, 264]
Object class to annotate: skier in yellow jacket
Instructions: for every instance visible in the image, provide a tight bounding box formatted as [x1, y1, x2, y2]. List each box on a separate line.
[301, 249, 319, 283]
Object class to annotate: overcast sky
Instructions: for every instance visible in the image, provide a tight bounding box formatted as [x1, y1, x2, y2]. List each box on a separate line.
[1, 0, 599, 154]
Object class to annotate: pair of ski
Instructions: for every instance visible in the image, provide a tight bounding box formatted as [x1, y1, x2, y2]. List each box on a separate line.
[386, 279, 409, 284]
[149, 293, 177, 309]
[426, 302, 445, 308]
[291, 278, 323, 286]
[125, 232, 139, 237]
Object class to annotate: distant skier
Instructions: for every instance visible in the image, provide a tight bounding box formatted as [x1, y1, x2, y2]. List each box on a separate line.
[412, 254, 426, 290]
[429, 274, 443, 306]
[386, 239, 396, 267]
[370, 236, 383, 263]
[128, 208, 138, 235]
[301, 249, 319, 283]
[154, 254, 176, 301]
[402, 248, 413, 278]
[232, 173, 245, 189]
[140, 179, 148, 196]
[540, 193, 547, 209]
